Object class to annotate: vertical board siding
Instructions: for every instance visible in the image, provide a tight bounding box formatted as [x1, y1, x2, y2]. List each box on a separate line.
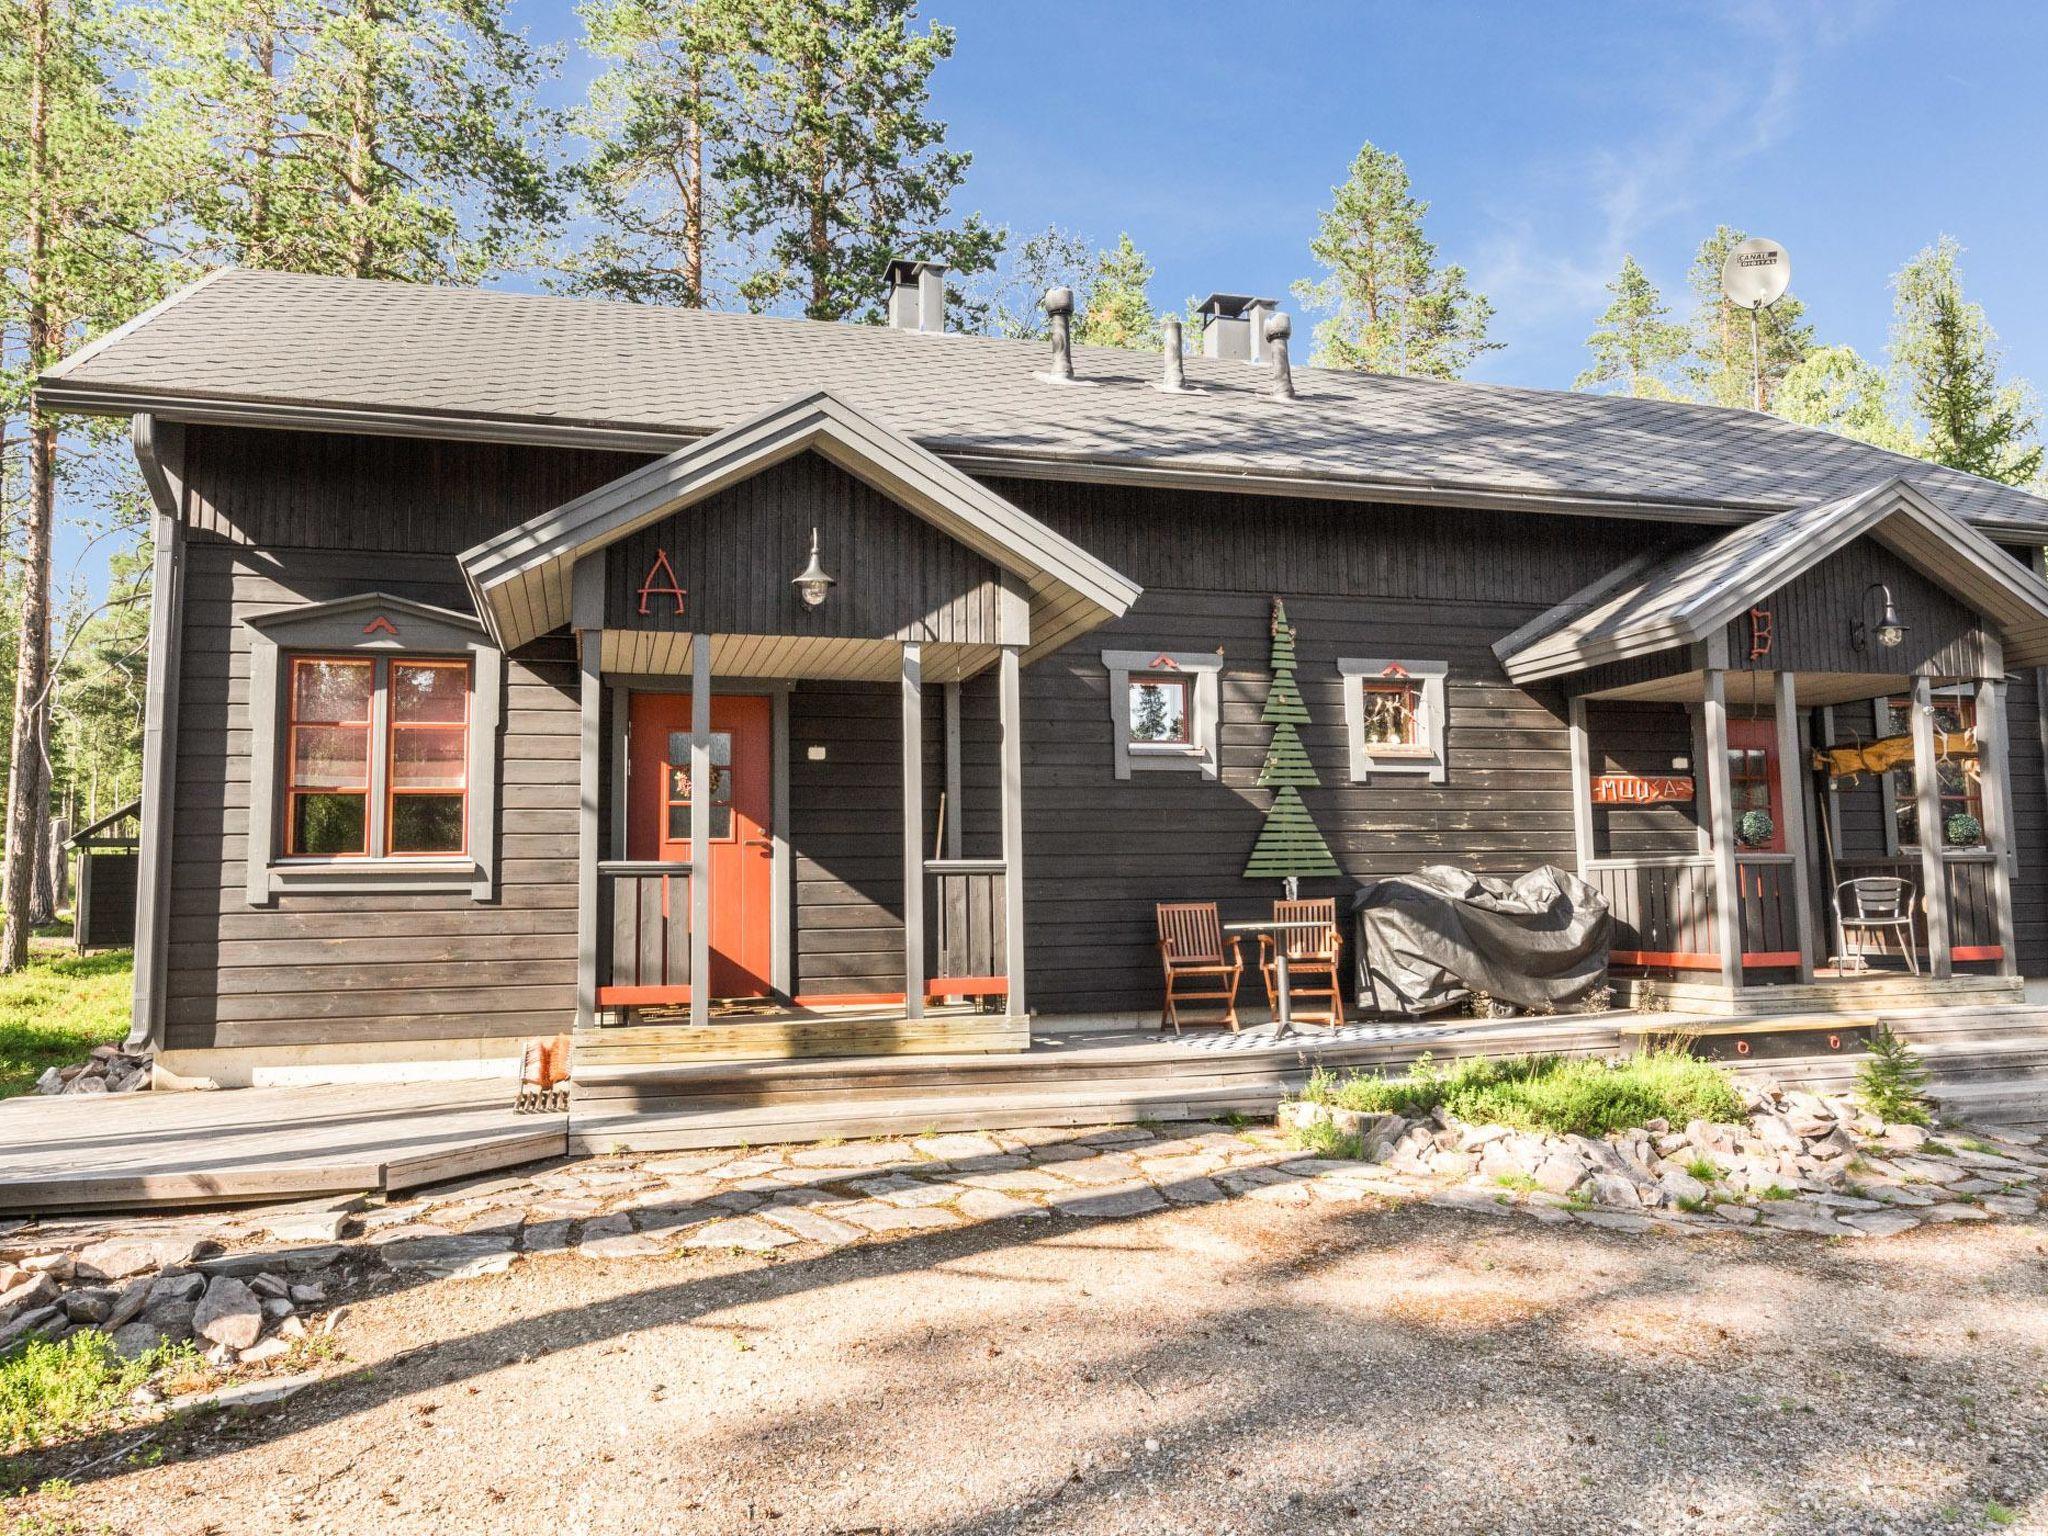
[1585, 701, 1700, 856]
[1728, 536, 1988, 678]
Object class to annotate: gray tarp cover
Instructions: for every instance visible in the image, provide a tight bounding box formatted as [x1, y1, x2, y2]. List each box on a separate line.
[1352, 865, 1612, 1016]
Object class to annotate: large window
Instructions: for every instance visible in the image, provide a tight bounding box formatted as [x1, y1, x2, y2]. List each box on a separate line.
[286, 655, 470, 857]
[1884, 692, 1983, 849]
[245, 594, 501, 903]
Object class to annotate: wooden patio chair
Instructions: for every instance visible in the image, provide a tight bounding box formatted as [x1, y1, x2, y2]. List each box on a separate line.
[1836, 877, 1919, 975]
[1258, 898, 1345, 1026]
[1156, 902, 1245, 1033]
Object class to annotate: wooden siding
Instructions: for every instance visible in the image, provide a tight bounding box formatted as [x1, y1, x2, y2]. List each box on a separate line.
[605, 453, 1004, 644]
[1585, 701, 1699, 857]
[1728, 535, 1991, 678]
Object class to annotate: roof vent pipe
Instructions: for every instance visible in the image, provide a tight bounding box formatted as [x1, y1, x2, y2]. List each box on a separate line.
[1159, 313, 1186, 391]
[885, 258, 949, 332]
[1265, 313, 1295, 400]
[1042, 286, 1075, 381]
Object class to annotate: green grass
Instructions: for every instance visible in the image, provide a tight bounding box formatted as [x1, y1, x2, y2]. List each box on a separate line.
[0, 948, 134, 1100]
[1297, 1048, 1744, 1141]
[1492, 1172, 1539, 1193]
[1985, 1501, 2017, 1527]
[0, 1332, 195, 1452]
[1684, 1156, 1720, 1184]
[1286, 1118, 1363, 1161]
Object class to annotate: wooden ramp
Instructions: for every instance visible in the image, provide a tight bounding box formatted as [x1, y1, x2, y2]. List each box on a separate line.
[0, 1080, 566, 1214]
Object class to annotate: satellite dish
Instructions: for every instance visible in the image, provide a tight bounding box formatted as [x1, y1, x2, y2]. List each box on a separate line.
[1721, 236, 1791, 311]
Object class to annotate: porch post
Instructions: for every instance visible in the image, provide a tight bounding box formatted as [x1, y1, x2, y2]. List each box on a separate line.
[1772, 671, 1817, 982]
[573, 558, 604, 1031]
[998, 643, 1027, 1018]
[1701, 667, 1744, 992]
[943, 681, 963, 859]
[1909, 672, 1954, 979]
[689, 636, 712, 1029]
[1975, 665, 2020, 977]
[1566, 694, 1594, 872]
[901, 642, 925, 1019]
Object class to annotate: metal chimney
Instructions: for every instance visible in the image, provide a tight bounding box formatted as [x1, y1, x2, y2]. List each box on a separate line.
[1160, 313, 1187, 391]
[1042, 286, 1075, 381]
[1194, 293, 1279, 362]
[885, 258, 949, 332]
[1265, 313, 1296, 400]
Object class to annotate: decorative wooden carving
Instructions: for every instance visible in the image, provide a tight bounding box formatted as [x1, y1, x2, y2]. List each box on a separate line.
[1590, 773, 1695, 805]
[1747, 605, 1773, 660]
[362, 616, 398, 636]
[637, 549, 688, 616]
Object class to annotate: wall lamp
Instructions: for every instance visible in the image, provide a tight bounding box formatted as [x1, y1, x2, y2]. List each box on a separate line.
[792, 527, 835, 608]
[1851, 582, 1907, 651]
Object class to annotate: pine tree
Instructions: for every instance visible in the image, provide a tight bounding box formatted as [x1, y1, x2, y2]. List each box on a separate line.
[1683, 224, 1813, 410]
[1574, 254, 1687, 398]
[1856, 1024, 1932, 1127]
[1891, 237, 2042, 487]
[1292, 141, 1499, 380]
[140, 0, 564, 283]
[562, 0, 753, 306]
[724, 0, 999, 324]
[1072, 232, 1158, 351]
[1245, 599, 1338, 895]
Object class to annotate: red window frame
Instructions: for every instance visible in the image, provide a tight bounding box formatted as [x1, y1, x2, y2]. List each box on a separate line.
[284, 656, 374, 857]
[386, 659, 472, 857]
[1128, 674, 1192, 746]
[282, 653, 470, 859]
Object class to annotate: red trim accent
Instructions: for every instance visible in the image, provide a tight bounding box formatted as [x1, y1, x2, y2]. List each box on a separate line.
[636, 549, 687, 616]
[792, 991, 906, 1007]
[925, 976, 1010, 999]
[1952, 944, 2006, 962]
[1610, 949, 1800, 971]
[362, 616, 399, 636]
[1741, 951, 1801, 968]
[598, 984, 692, 1006]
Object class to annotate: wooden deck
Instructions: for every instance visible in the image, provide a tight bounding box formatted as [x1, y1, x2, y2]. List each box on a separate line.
[0, 1081, 566, 1214]
[575, 1000, 1026, 1070]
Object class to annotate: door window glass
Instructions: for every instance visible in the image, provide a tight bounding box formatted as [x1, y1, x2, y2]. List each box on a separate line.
[667, 730, 733, 841]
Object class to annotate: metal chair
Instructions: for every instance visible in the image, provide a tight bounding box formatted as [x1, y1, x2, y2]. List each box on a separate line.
[1835, 877, 1918, 975]
[1156, 902, 1245, 1033]
[1258, 898, 1345, 1026]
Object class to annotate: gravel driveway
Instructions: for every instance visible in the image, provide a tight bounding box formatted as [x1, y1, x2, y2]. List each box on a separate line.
[10, 1155, 2047, 1536]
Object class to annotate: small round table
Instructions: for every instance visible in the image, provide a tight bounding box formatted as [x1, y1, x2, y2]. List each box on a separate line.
[1223, 918, 1335, 1036]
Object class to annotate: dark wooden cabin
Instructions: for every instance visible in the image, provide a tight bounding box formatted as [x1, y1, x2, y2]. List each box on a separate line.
[38, 267, 2048, 1083]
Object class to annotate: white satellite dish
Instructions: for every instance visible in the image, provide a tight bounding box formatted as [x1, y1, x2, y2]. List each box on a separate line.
[1721, 236, 1791, 311]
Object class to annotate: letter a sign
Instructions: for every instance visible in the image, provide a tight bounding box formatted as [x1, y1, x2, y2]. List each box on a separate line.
[637, 550, 688, 617]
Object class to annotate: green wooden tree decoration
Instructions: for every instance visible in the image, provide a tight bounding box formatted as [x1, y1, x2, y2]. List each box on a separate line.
[1245, 599, 1340, 895]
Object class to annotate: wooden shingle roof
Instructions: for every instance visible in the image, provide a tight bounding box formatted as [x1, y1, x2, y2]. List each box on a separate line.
[39, 268, 2048, 534]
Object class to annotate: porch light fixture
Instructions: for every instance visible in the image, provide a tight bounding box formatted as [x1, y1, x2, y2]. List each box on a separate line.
[1851, 582, 1908, 651]
[792, 527, 835, 608]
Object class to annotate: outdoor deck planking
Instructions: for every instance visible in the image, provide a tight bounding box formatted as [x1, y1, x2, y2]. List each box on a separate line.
[0, 1080, 566, 1214]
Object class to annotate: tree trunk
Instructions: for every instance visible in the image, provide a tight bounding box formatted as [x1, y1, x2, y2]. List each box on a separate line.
[2, 0, 55, 971]
[249, 22, 277, 261]
[684, 55, 703, 306]
[344, 0, 381, 276]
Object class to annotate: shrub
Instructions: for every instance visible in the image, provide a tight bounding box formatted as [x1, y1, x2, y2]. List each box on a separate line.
[1306, 1048, 1743, 1140]
[1857, 1025, 1932, 1126]
[0, 1333, 192, 1450]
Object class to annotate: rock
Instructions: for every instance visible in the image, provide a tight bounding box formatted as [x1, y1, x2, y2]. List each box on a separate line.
[148, 1271, 206, 1304]
[203, 1341, 236, 1369]
[261, 1297, 295, 1321]
[172, 1370, 320, 1413]
[1880, 1124, 1930, 1153]
[1922, 1202, 1992, 1223]
[1716, 1203, 1760, 1226]
[60, 1288, 115, 1325]
[759, 1204, 869, 1243]
[952, 1188, 1046, 1224]
[109, 1321, 163, 1360]
[238, 1336, 293, 1365]
[278, 1315, 307, 1340]
[1532, 1153, 1587, 1196]
[20, 1252, 75, 1281]
[1046, 1184, 1168, 1220]
[380, 1234, 516, 1278]
[1841, 1211, 1921, 1238]
[103, 1276, 153, 1331]
[1587, 1174, 1642, 1208]
[574, 1215, 666, 1260]
[1758, 1202, 1846, 1236]
[520, 1219, 574, 1253]
[0, 1305, 63, 1349]
[0, 1271, 60, 1322]
[66, 1076, 108, 1095]
[1573, 1210, 1654, 1233]
[287, 1282, 326, 1305]
[674, 1217, 800, 1252]
[1981, 1194, 2040, 1217]
[140, 1298, 196, 1343]
[247, 1273, 289, 1300]
[1807, 1127, 1859, 1161]
[194, 1276, 264, 1351]
[1657, 1171, 1709, 1207]
[33, 1067, 64, 1095]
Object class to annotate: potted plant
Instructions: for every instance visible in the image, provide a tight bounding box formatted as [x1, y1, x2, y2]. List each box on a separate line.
[1736, 808, 1775, 848]
[1944, 811, 1983, 848]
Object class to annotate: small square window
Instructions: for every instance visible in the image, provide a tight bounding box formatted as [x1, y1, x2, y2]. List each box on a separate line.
[1359, 683, 1424, 754]
[1341, 659, 1448, 783]
[1128, 676, 1190, 746]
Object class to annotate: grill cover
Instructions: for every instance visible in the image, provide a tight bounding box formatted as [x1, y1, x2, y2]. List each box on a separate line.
[1352, 865, 1612, 1016]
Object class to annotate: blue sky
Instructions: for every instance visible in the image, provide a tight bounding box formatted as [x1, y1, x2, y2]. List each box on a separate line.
[517, 0, 2047, 392]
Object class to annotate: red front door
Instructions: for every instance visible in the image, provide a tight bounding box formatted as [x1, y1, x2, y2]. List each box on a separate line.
[629, 692, 774, 998]
[1725, 716, 1785, 852]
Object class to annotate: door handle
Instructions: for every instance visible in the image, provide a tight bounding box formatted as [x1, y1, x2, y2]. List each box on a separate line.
[744, 837, 773, 851]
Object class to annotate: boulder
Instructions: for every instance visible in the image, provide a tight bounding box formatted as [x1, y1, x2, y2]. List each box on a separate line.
[60, 1288, 116, 1325]
[103, 1276, 154, 1331]
[109, 1322, 162, 1361]
[1657, 1170, 1709, 1207]
[193, 1277, 263, 1351]
[1587, 1174, 1642, 1208]
[0, 1305, 63, 1350]
[0, 1271, 59, 1323]
[142, 1298, 197, 1343]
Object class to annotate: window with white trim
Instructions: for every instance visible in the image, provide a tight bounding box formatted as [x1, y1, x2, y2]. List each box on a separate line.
[244, 595, 502, 901]
[1340, 659, 1448, 783]
[1103, 649, 1222, 779]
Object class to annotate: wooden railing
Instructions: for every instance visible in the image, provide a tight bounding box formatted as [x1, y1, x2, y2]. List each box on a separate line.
[1833, 852, 2005, 964]
[599, 860, 691, 1004]
[926, 858, 1008, 1001]
[1587, 853, 1798, 971]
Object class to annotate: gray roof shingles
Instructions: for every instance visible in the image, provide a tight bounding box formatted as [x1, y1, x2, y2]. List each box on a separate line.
[40, 268, 2048, 533]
